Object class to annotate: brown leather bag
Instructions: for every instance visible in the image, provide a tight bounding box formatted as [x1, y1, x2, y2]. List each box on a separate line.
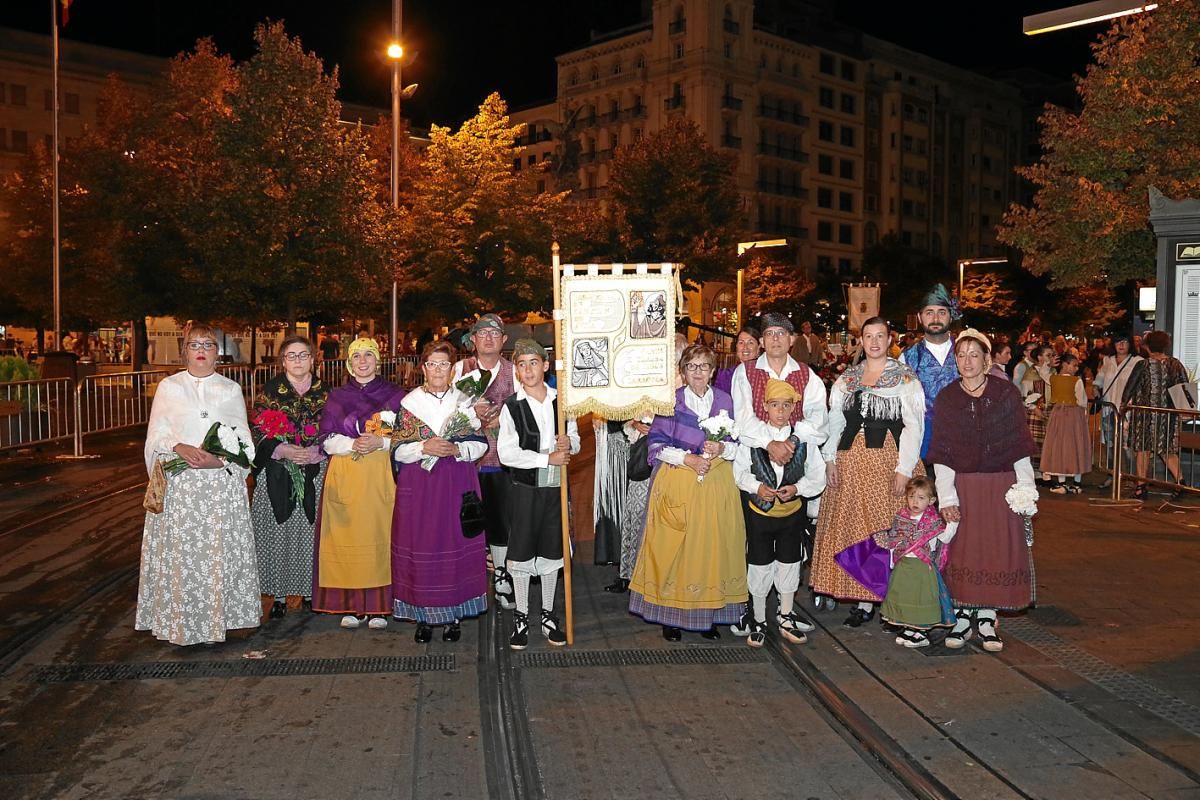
[143, 461, 166, 514]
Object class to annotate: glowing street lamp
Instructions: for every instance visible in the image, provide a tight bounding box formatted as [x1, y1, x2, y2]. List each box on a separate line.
[387, 43, 403, 60]
[735, 239, 790, 330]
[957, 257, 1008, 305]
[1022, 1, 1157, 35]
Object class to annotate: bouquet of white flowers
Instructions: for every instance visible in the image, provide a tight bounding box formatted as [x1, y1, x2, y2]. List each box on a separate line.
[162, 421, 251, 476]
[696, 409, 737, 483]
[1005, 483, 1039, 546]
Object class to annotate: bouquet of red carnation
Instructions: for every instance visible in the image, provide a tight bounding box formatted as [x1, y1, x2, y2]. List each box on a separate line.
[252, 408, 307, 505]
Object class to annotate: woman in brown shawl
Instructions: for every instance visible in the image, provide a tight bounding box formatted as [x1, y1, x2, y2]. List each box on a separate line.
[928, 330, 1039, 653]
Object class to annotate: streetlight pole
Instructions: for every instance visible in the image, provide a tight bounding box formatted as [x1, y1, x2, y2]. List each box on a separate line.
[51, 0, 62, 351]
[957, 257, 1008, 305]
[389, 0, 402, 358]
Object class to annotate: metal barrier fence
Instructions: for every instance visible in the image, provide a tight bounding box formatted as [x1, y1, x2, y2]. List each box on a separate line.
[0, 357, 425, 456]
[1110, 404, 1199, 501]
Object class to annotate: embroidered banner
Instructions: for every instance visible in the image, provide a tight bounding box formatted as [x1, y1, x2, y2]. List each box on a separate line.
[847, 284, 880, 332]
[560, 267, 677, 419]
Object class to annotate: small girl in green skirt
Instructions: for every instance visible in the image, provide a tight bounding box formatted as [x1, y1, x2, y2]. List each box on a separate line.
[876, 476, 956, 649]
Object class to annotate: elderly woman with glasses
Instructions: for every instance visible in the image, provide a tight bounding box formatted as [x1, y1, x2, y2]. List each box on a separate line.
[390, 341, 489, 643]
[313, 338, 405, 630]
[137, 322, 261, 646]
[250, 335, 329, 620]
[629, 343, 747, 642]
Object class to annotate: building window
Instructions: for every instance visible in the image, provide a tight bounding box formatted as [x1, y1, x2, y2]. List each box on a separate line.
[817, 188, 833, 208]
[839, 191, 854, 212]
[724, 42, 733, 59]
[528, 154, 536, 165]
[902, 199, 914, 216]
[513, 157, 522, 171]
[674, 42, 684, 60]
[867, 130, 879, 147]
[536, 179, 546, 194]
[637, 53, 646, 69]
[903, 103, 915, 120]
[838, 258, 853, 275]
[901, 231, 913, 246]
[11, 129, 29, 153]
[819, 87, 834, 109]
[902, 135, 913, 153]
[838, 224, 853, 245]
[591, 65, 599, 81]
[612, 59, 622, 75]
[839, 159, 855, 180]
[818, 154, 833, 175]
[0, 83, 5, 104]
[981, 214, 991, 228]
[902, 167, 913, 185]
[917, 107, 928, 123]
[865, 195, 878, 213]
[817, 221, 833, 241]
[840, 94, 856, 115]
[819, 53, 835, 75]
[10, 84, 27, 107]
[841, 61, 856, 82]
[569, 71, 579, 86]
[818, 120, 834, 141]
[866, 162, 878, 180]
[839, 126, 855, 148]
[817, 255, 833, 273]
[0, 128, 6, 150]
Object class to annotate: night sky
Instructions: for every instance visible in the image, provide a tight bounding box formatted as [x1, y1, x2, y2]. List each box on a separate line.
[1, 1, 1102, 127]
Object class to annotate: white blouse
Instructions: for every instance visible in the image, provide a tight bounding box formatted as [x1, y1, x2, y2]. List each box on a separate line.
[143, 371, 254, 476]
[392, 387, 488, 464]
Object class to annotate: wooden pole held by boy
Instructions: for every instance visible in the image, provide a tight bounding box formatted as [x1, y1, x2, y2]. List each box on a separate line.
[551, 241, 575, 645]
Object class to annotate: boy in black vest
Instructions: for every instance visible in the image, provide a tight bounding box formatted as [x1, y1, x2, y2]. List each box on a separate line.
[731, 379, 826, 646]
[496, 339, 580, 649]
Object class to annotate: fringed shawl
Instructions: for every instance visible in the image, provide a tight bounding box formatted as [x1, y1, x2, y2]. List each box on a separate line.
[646, 386, 735, 465]
[927, 378, 1037, 473]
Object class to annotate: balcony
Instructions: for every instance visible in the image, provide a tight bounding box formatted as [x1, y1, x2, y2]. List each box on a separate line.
[756, 104, 810, 127]
[595, 147, 615, 163]
[720, 95, 743, 111]
[604, 110, 620, 123]
[756, 181, 809, 200]
[723, 18, 740, 34]
[756, 142, 810, 163]
[664, 95, 686, 112]
[578, 186, 610, 200]
[578, 151, 597, 164]
[720, 134, 742, 149]
[669, 18, 686, 34]
[621, 103, 646, 120]
[515, 130, 553, 147]
[757, 221, 809, 239]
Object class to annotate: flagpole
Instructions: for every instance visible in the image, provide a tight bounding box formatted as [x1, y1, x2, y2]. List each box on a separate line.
[551, 241, 574, 645]
[51, 0, 62, 351]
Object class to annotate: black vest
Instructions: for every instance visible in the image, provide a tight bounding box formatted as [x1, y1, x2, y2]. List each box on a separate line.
[744, 436, 807, 512]
[503, 393, 557, 487]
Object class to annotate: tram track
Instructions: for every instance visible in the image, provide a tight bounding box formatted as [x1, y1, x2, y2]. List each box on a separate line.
[478, 605, 544, 800]
[0, 473, 146, 543]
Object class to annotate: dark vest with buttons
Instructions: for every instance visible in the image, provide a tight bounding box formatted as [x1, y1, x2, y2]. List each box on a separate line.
[503, 393, 557, 487]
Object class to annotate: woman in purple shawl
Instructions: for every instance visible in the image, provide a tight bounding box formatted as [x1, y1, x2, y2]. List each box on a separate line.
[313, 338, 405, 630]
[390, 341, 489, 643]
[629, 343, 748, 641]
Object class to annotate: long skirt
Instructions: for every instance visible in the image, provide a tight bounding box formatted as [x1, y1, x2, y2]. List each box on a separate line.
[252, 461, 326, 598]
[628, 460, 747, 630]
[311, 450, 394, 616]
[880, 557, 952, 630]
[943, 470, 1035, 611]
[391, 457, 488, 624]
[810, 432, 921, 602]
[593, 421, 628, 565]
[619, 477, 651, 580]
[1040, 404, 1092, 476]
[136, 466, 261, 646]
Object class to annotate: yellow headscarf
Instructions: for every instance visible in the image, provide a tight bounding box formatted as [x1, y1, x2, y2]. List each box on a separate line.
[346, 337, 381, 373]
[764, 378, 801, 404]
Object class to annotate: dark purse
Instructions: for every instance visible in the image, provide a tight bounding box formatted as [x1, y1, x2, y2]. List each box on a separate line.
[627, 435, 652, 482]
[460, 490, 486, 538]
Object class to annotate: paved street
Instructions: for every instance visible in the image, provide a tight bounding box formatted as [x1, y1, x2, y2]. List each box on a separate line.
[1, 429, 1198, 799]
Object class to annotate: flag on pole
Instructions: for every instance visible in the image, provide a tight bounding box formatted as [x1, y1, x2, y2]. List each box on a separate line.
[847, 283, 880, 332]
[60, 0, 73, 27]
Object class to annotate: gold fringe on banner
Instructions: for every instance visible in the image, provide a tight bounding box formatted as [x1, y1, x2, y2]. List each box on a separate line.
[563, 396, 677, 421]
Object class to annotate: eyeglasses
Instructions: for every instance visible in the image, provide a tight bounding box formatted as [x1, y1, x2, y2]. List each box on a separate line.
[186, 341, 218, 351]
[284, 352, 312, 362]
[762, 330, 790, 339]
[683, 362, 713, 373]
[474, 329, 504, 339]
[424, 360, 452, 369]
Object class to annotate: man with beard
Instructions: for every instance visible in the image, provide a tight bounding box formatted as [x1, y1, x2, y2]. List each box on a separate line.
[453, 314, 518, 610]
[901, 284, 960, 465]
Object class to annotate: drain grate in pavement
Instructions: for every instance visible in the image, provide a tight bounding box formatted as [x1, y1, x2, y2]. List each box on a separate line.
[1028, 605, 1083, 627]
[518, 646, 768, 669]
[1005, 618, 1200, 737]
[33, 654, 455, 683]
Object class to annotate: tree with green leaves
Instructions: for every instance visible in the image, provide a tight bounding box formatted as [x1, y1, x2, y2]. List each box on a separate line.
[998, 1, 1200, 286]
[607, 117, 744, 289]
[400, 92, 569, 320]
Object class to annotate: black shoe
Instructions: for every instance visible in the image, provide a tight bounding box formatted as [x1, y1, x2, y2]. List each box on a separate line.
[700, 625, 721, 640]
[1133, 483, 1148, 500]
[302, 598, 313, 611]
[843, 607, 875, 628]
[510, 611, 530, 650]
[414, 623, 433, 643]
[442, 622, 461, 642]
[603, 577, 630, 594]
[662, 625, 682, 642]
[493, 567, 517, 611]
[270, 601, 286, 619]
[540, 610, 567, 646]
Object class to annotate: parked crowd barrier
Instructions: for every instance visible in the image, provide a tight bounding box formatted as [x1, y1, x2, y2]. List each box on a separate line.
[1110, 404, 1199, 500]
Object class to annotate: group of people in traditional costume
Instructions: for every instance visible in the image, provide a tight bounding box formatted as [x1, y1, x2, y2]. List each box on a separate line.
[136, 316, 573, 649]
[138, 286, 1045, 655]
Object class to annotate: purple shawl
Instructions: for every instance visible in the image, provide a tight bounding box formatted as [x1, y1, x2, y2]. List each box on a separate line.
[317, 376, 406, 443]
[646, 386, 735, 465]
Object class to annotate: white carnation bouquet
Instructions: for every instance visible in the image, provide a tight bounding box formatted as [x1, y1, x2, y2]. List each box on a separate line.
[162, 421, 251, 475]
[696, 409, 737, 483]
[1005, 483, 1039, 546]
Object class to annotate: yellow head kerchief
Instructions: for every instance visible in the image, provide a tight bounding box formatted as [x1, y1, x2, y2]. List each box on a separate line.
[764, 378, 800, 404]
[346, 337, 381, 373]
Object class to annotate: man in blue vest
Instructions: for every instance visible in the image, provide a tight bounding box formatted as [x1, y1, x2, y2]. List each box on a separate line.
[900, 284, 960, 466]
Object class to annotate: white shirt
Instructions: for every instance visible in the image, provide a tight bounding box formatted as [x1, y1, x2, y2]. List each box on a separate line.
[1095, 354, 1142, 410]
[143, 371, 254, 475]
[731, 354, 828, 448]
[733, 424, 827, 498]
[391, 387, 487, 464]
[655, 386, 738, 466]
[900, 337, 953, 369]
[497, 384, 580, 469]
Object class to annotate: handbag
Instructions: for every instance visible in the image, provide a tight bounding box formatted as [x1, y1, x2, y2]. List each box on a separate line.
[460, 490, 486, 538]
[143, 460, 166, 514]
[626, 435, 651, 482]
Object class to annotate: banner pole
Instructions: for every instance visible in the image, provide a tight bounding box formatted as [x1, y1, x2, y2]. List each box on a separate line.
[551, 241, 574, 645]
